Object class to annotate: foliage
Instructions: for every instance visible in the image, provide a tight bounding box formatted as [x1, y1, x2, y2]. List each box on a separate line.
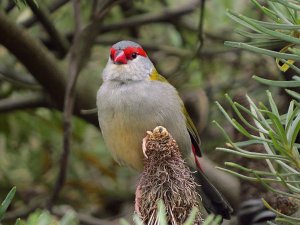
[217, 0, 300, 224]
[215, 92, 300, 223]
[0, 187, 16, 223]
[225, 0, 300, 99]
[0, 190, 220, 225]
[19, 210, 78, 225]
[0, 187, 77, 225]
[120, 201, 222, 225]
[0, 0, 292, 224]
[0, 0, 253, 217]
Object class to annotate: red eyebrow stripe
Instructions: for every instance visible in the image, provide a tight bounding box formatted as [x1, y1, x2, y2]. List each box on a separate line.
[123, 47, 147, 57]
[110, 47, 116, 57]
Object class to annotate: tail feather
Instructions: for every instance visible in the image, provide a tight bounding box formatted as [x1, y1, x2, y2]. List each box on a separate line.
[192, 166, 233, 219]
[190, 146, 233, 219]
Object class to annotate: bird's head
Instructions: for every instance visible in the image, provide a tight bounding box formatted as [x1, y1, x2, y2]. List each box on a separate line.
[102, 40, 155, 82]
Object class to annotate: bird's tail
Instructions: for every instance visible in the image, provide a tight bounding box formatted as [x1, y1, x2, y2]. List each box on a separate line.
[188, 155, 233, 219]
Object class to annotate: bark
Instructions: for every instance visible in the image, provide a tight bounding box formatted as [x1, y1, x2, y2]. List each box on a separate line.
[0, 12, 98, 126]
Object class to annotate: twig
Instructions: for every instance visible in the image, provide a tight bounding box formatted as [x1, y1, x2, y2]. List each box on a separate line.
[43, 0, 198, 52]
[195, 0, 206, 56]
[168, 0, 206, 80]
[24, 0, 70, 58]
[90, 0, 99, 20]
[5, 1, 16, 13]
[73, 0, 82, 32]
[119, 1, 140, 38]
[47, 0, 82, 210]
[3, 198, 44, 221]
[98, 0, 200, 33]
[21, 0, 70, 27]
[47, 0, 120, 209]
[0, 65, 40, 89]
[0, 94, 49, 113]
[0, 11, 98, 126]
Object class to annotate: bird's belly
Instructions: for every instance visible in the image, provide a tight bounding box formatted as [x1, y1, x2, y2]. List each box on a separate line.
[100, 100, 164, 170]
[97, 81, 191, 171]
[102, 112, 152, 170]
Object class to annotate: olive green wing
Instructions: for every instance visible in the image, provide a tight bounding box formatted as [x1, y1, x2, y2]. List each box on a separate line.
[183, 107, 202, 157]
[150, 69, 202, 156]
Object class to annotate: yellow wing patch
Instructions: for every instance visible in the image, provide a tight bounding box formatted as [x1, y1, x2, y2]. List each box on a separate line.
[149, 69, 169, 82]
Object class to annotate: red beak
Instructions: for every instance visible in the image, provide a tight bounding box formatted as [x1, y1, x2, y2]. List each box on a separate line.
[113, 50, 127, 64]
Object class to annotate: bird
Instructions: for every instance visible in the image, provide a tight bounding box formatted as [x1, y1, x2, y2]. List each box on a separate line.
[96, 40, 233, 219]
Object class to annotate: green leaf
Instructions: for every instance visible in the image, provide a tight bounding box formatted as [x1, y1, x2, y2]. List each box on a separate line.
[157, 200, 167, 225]
[217, 147, 288, 160]
[285, 89, 300, 100]
[251, 0, 279, 22]
[288, 112, 300, 148]
[15, 218, 21, 225]
[247, 40, 287, 48]
[235, 29, 276, 39]
[183, 207, 198, 225]
[234, 139, 265, 147]
[0, 187, 16, 221]
[268, 1, 293, 24]
[133, 214, 144, 225]
[120, 218, 131, 225]
[285, 100, 295, 130]
[278, 58, 300, 75]
[292, 75, 300, 81]
[60, 210, 77, 225]
[225, 41, 300, 61]
[262, 198, 300, 222]
[226, 10, 260, 33]
[234, 102, 269, 133]
[267, 90, 280, 117]
[201, 215, 215, 225]
[253, 75, 300, 87]
[246, 94, 273, 131]
[271, 0, 300, 11]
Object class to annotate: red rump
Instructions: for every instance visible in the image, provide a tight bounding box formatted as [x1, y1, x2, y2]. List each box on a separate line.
[192, 144, 203, 172]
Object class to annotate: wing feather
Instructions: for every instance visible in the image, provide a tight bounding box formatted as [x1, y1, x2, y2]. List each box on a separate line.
[151, 70, 202, 156]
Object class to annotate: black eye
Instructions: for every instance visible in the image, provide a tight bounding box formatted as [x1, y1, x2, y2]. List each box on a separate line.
[131, 52, 137, 59]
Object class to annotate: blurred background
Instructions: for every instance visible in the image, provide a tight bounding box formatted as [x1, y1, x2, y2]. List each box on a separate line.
[0, 0, 295, 224]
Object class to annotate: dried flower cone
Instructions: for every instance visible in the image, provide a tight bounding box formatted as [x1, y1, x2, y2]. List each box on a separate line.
[136, 126, 203, 225]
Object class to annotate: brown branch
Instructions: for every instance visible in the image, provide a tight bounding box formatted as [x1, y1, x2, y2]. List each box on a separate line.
[3, 198, 44, 222]
[21, 0, 70, 28]
[0, 94, 49, 113]
[43, 0, 199, 51]
[47, 0, 120, 209]
[0, 11, 98, 126]
[195, 0, 206, 56]
[68, 0, 121, 73]
[5, 1, 16, 13]
[47, 0, 82, 209]
[24, 0, 70, 58]
[99, 0, 200, 33]
[0, 65, 40, 89]
[0, 11, 65, 101]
